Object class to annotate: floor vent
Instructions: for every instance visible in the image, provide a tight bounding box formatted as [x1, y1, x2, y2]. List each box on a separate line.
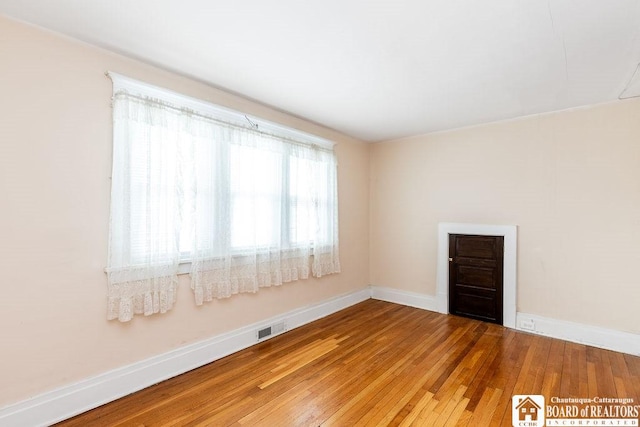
[256, 321, 286, 341]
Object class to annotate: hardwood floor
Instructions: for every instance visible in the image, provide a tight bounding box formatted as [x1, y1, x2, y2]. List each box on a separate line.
[57, 300, 640, 426]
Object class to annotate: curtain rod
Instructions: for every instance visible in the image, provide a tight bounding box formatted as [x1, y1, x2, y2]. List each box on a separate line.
[112, 92, 335, 154]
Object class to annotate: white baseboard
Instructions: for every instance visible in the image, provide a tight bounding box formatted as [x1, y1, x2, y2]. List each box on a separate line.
[370, 286, 438, 312]
[370, 285, 640, 357]
[0, 288, 371, 427]
[516, 312, 640, 357]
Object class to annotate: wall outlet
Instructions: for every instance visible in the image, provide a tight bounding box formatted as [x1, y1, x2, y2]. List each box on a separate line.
[520, 318, 535, 331]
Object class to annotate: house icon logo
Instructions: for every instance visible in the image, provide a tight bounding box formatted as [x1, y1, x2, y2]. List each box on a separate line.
[512, 395, 545, 427]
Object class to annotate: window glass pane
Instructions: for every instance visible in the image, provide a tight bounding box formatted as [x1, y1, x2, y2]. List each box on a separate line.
[179, 143, 195, 256]
[128, 120, 180, 263]
[289, 156, 331, 245]
[230, 144, 282, 248]
[289, 156, 312, 245]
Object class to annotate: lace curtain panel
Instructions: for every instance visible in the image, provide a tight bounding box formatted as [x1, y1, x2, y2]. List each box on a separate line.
[107, 86, 340, 321]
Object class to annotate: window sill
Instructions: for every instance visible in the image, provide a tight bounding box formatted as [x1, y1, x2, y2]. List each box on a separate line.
[106, 246, 322, 276]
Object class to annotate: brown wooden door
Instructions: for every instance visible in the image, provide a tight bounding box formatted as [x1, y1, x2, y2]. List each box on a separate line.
[449, 234, 504, 325]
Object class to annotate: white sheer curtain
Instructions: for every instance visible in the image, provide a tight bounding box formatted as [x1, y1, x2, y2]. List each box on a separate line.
[191, 133, 341, 304]
[107, 82, 340, 321]
[107, 95, 182, 321]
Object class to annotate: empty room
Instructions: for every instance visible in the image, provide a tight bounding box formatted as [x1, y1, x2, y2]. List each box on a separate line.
[1, 1, 640, 426]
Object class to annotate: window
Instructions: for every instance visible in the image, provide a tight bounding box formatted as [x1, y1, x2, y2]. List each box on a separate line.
[106, 73, 340, 321]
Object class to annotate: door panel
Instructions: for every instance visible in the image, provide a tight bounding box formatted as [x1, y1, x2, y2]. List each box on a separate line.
[456, 265, 495, 289]
[449, 234, 504, 325]
[455, 290, 497, 320]
[454, 237, 497, 259]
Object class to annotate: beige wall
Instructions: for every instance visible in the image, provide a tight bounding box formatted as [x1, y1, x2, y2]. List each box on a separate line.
[0, 16, 370, 406]
[371, 99, 640, 335]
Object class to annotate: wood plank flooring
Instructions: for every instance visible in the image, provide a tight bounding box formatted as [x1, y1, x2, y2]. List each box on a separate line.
[56, 300, 640, 426]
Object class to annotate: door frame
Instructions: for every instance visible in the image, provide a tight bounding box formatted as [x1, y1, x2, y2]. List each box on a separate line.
[436, 223, 517, 329]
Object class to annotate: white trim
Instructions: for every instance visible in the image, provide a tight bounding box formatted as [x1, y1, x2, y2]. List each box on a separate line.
[106, 71, 334, 149]
[516, 312, 640, 356]
[370, 286, 438, 312]
[436, 223, 518, 329]
[0, 288, 371, 427]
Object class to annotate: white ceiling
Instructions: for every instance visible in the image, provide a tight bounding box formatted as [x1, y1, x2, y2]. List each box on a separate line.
[2, 0, 640, 142]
